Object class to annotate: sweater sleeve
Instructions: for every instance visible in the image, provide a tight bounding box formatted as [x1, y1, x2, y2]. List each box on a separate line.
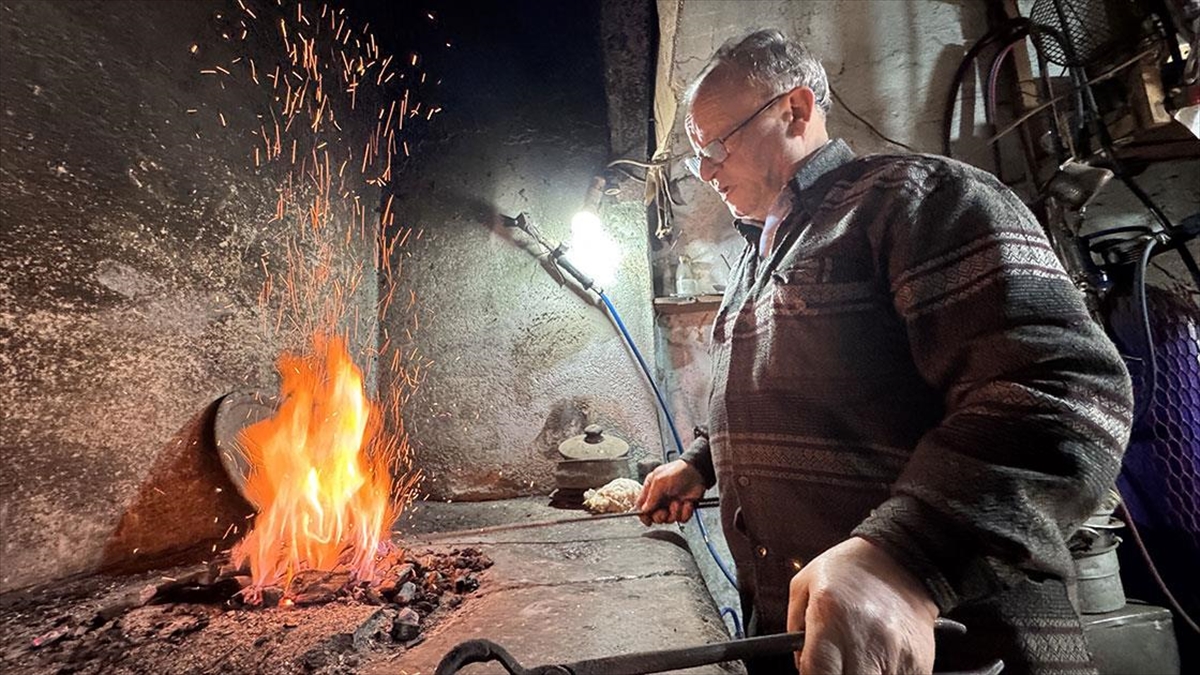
[679, 425, 717, 489]
[851, 162, 1133, 613]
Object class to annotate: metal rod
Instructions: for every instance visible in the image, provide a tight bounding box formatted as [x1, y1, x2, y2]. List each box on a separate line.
[405, 497, 720, 541]
[987, 48, 1155, 145]
[568, 632, 805, 675]
[431, 619, 1004, 675]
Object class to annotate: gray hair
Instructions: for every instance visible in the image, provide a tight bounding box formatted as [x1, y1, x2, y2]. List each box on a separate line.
[686, 29, 832, 115]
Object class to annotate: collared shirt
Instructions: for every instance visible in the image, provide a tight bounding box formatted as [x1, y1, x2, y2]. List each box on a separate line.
[682, 139, 1132, 673]
[757, 170, 799, 259]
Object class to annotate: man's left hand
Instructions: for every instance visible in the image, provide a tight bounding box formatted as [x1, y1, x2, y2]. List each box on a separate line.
[787, 537, 938, 675]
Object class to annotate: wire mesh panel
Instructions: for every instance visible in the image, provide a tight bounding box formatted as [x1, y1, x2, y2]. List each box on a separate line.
[1109, 286, 1200, 616]
[1029, 0, 1148, 67]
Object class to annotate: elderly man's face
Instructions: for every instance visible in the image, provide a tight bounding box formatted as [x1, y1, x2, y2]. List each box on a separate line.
[685, 75, 792, 222]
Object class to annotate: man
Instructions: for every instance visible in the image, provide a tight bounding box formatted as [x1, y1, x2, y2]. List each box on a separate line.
[636, 29, 1133, 675]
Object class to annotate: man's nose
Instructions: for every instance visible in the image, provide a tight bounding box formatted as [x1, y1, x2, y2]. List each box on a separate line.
[698, 155, 719, 183]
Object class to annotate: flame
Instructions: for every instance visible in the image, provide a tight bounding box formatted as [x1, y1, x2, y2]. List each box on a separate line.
[201, 0, 429, 598]
[233, 333, 397, 589]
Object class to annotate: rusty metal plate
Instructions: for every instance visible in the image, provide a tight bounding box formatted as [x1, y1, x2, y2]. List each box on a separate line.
[212, 389, 278, 507]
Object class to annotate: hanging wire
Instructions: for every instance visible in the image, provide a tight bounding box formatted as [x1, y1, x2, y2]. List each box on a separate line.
[603, 156, 689, 240]
[830, 87, 916, 152]
[607, 158, 669, 170]
[943, 18, 1032, 157]
[1117, 499, 1200, 635]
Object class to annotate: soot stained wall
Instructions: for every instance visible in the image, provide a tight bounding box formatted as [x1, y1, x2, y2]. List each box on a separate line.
[0, 0, 379, 591]
[380, 0, 662, 500]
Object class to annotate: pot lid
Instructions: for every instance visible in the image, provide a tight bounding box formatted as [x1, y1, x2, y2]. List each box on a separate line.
[558, 424, 629, 459]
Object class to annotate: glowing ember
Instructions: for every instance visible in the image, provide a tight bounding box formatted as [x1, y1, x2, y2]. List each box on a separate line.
[233, 334, 396, 590]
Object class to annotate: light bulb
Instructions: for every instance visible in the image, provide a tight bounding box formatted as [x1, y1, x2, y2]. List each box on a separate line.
[567, 210, 621, 289]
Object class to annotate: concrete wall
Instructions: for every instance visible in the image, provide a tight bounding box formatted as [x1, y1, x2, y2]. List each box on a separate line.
[380, 0, 662, 500]
[0, 0, 381, 591]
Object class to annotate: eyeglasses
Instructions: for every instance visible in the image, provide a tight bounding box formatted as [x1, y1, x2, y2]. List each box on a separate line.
[684, 91, 789, 178]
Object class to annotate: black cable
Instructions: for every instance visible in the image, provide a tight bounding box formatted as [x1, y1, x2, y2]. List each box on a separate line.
[1119, 171, 1178, 234]
[1080, 225, 1153, 242]
[1174, 239, 1200, 289]
[1112, 172, 1200, 290]
[607, 157, 667, 169]
[942, 18, 1030, 157]
[1067, 66, 1091, 155]
[829, 88, 915, 153]
[1071, 57, 1200, 290]
[1033, 4, 1199, 291]
[608, 163, 648, 184]
[1131, 236, 1158, 424]
[1176, 214, 1200, 287]
[1116, 499, 1200, 635]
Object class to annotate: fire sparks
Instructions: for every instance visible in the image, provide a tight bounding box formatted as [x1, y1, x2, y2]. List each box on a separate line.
[192, 0, 445, 597]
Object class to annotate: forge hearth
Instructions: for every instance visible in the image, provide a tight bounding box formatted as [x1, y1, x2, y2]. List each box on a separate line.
[1, 499, 737, 675]
[0, 542, 491, 675]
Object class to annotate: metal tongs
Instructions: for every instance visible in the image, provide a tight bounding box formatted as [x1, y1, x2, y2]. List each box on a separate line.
[432, 618, 1004, 675]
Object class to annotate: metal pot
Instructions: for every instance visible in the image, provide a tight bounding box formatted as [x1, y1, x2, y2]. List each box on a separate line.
[1075, 542, 1126, 614]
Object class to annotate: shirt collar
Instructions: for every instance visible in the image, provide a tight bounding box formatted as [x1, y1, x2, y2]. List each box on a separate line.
[789, 138, 855, 195]
[731, 138, 856, 243]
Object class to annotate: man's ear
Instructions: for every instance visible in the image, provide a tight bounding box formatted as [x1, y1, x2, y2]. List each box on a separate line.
[785, 87, 816, 137]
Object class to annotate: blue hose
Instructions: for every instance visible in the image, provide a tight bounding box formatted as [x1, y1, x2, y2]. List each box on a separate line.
[720, 606, 745, 639]
[597, 290, 684, 460]
[597, 290, 739, 591]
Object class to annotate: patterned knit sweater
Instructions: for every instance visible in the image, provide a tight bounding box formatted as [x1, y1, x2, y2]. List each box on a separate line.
[681, 140, 1133, 674]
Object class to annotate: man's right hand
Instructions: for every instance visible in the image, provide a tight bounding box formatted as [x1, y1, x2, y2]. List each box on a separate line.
[635, 459, 707, 525]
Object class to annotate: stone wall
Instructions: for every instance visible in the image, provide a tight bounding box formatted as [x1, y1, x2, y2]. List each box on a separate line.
[378, 0, 662, 500]
[0, 0, 380, 591]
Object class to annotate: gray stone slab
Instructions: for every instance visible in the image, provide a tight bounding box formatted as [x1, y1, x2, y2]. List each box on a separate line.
[402, 516, 699, 587]
[365, 498, 747, 675]
[374, 576, 742, 675]
[399, 496, 746, 640]
[456, 534, 697, 589]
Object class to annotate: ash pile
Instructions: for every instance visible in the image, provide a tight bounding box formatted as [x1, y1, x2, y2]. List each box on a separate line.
[0, 545, 492, 675]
